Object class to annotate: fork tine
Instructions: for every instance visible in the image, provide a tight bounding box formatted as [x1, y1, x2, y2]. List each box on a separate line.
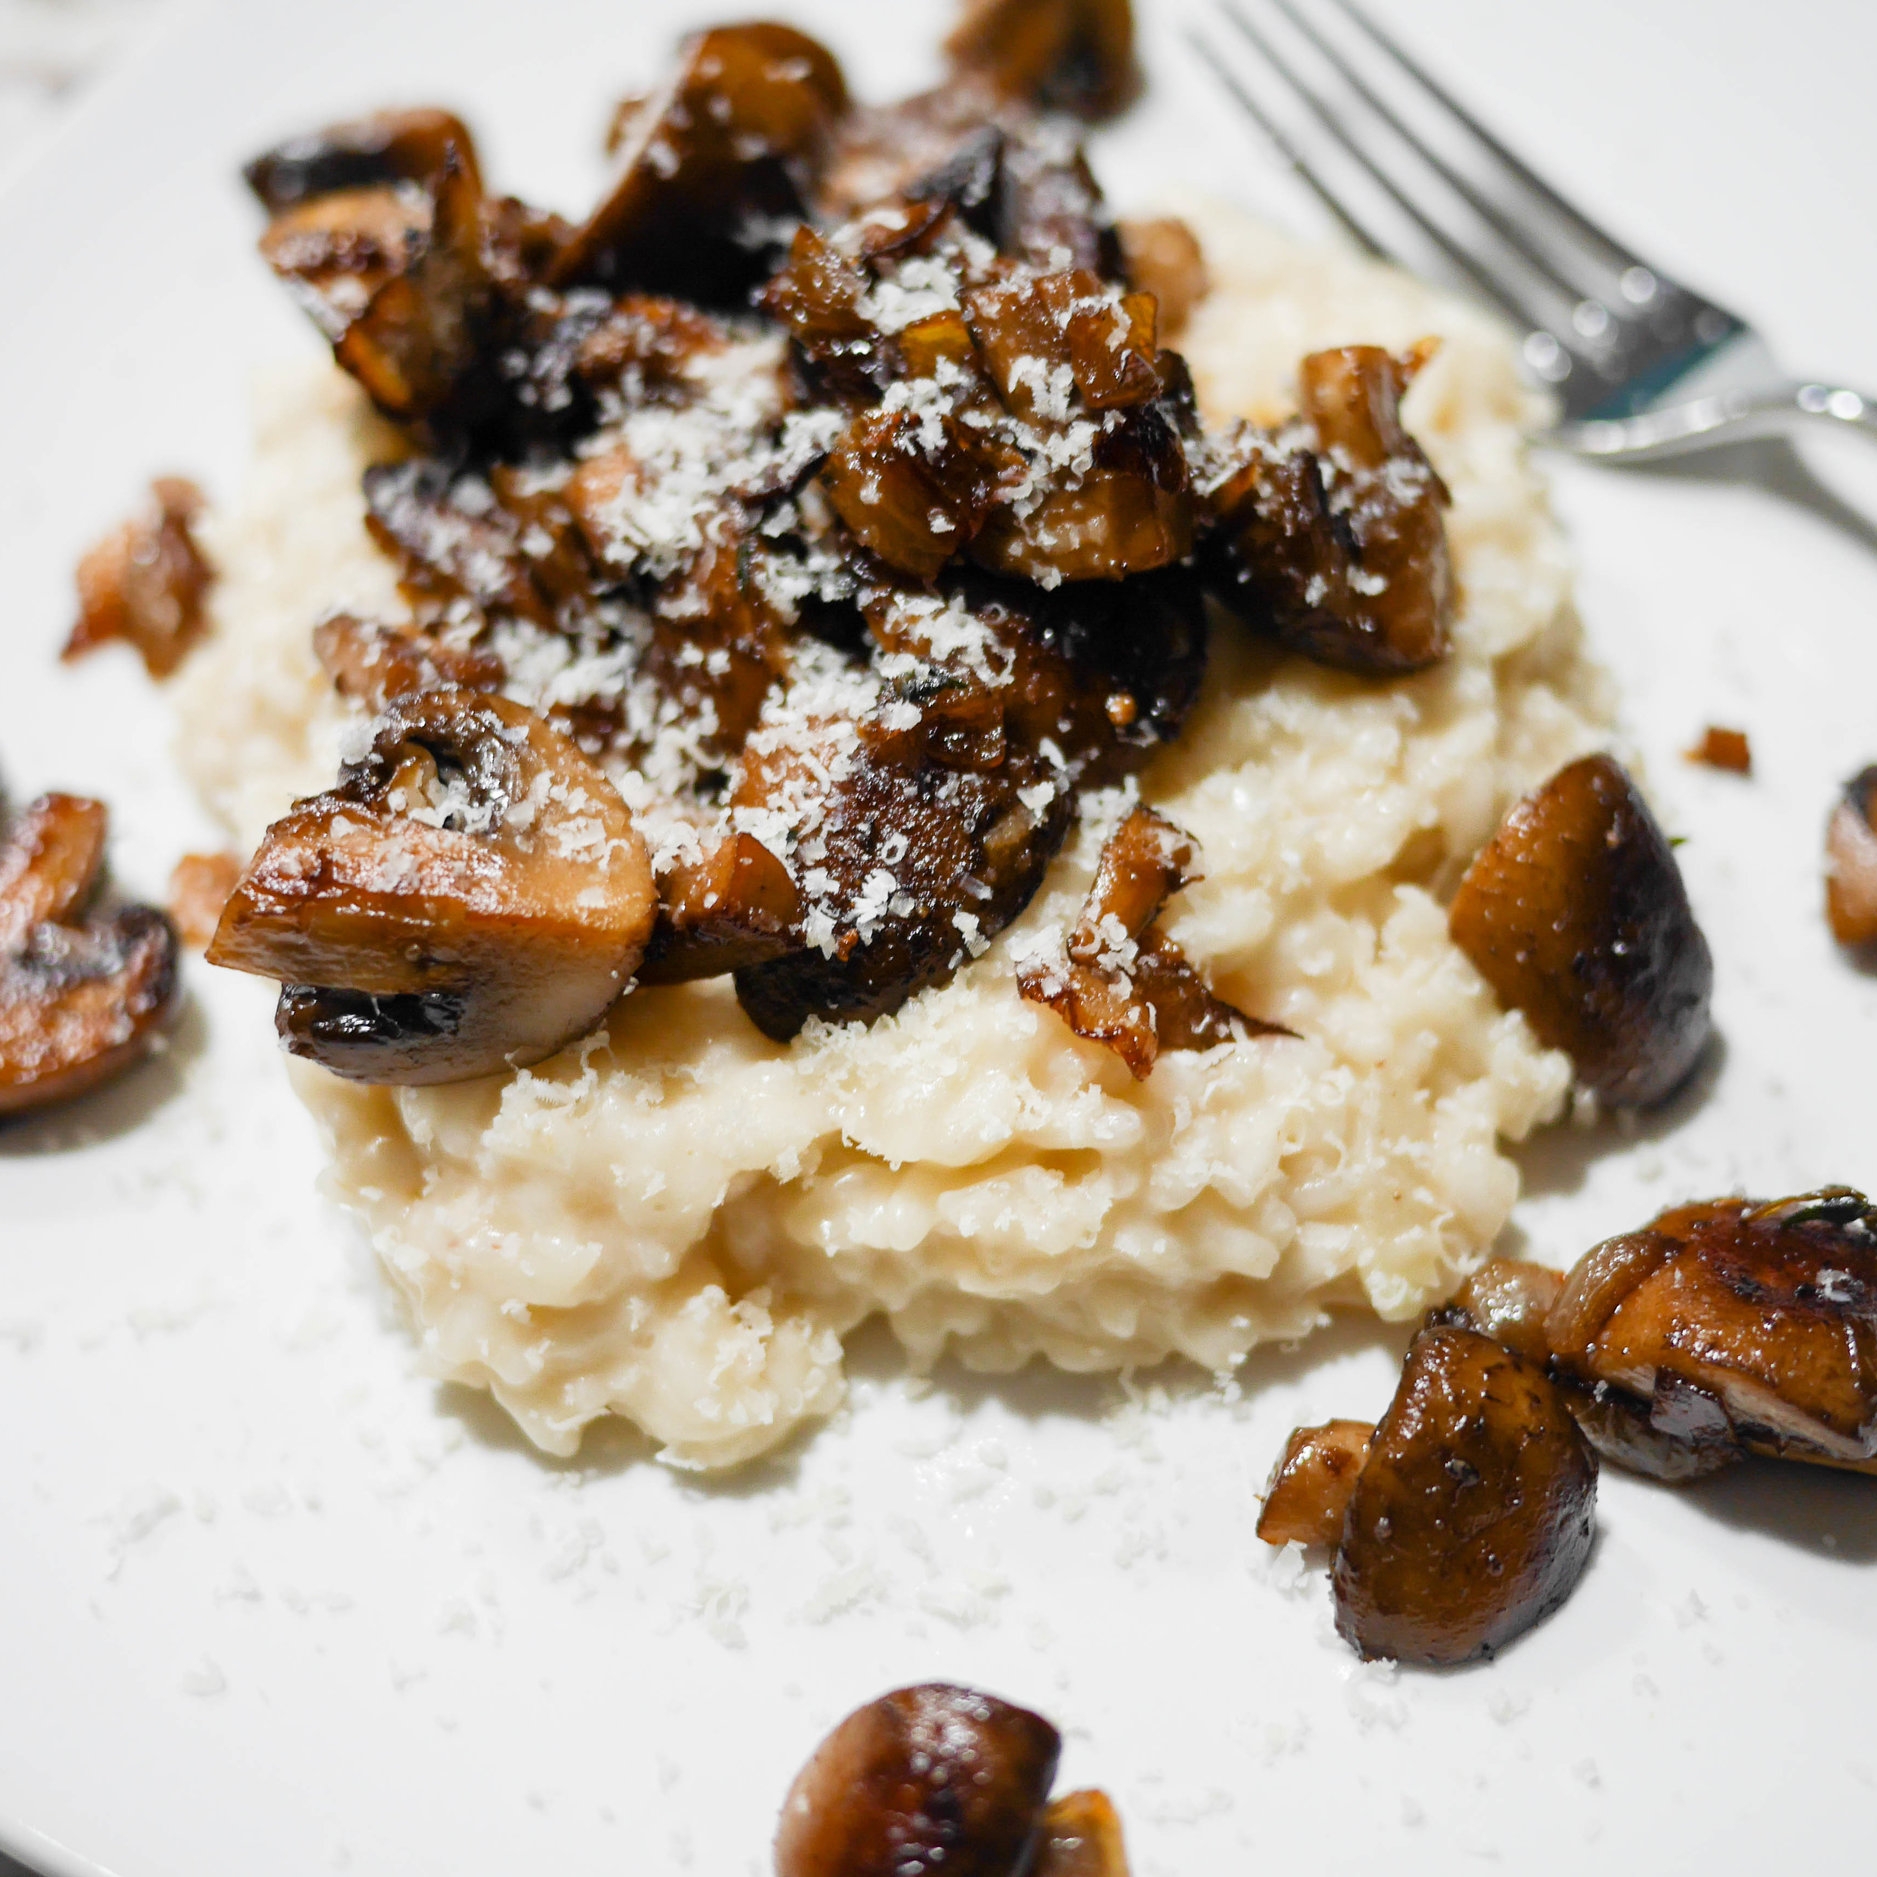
[1187, 27, 1389, 260]
[1215, 0, 1557, 336]
[1326, 0, 1645, 280]
[1268, 0, 1593, 311]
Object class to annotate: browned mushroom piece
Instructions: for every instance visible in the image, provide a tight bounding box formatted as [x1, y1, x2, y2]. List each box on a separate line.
[1448, 752, 1713, 1107]
[206, 692, 654, 1084]
[1256, 1419, 1374, 1548]
[1425, 1256, 1564, 1365]
[65, 477, 214, 679]
[258, 153, 493, 427]
[945, 0, 1141, 120]
[0, 795, 181, 1116]
[167, 850, 245, 952]
[243, 107, 483, 213]
[1208, 344, 1453, 675]
[1019, 804, 1288, 1077]
[1116, 216, 1208, 336]
[311, 614, 506, 713]
[1032, 1791, 1131, 1877]
[552, 23, 849, 301]
[1825, 765, 1877, 945]
[774, 1683, 1061, 1877]
[1546, 1188, 1877, 1476]
[1685, 725, 1751, 775]
[1332, 1325, 1598, 1666]
[639, 834, 804, 983]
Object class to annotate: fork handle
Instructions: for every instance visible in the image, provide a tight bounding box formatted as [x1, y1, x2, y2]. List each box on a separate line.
[1560, 379, 1877, 461]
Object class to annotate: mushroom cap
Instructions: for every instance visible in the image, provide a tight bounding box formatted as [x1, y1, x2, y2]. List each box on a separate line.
[208, 691, 654, 1083]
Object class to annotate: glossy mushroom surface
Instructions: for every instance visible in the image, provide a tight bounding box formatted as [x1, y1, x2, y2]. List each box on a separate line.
[1825, 765, 1877, 945]
[945, 0, 1140, 119]
[1256, 1419, 1373, 1548]
[1448, 752, 1713, 1106]
[774, 1682, 1061, 1877]
[65, 477, 213, 678]
[0, 795, 180, 1116]
[1546, 1189, 1877, 1473]
[1207, 344, 1453, 675]
[1426, 1257, 1563, 1366]
[207, 692, 654, 1083]
[1032, 1790, 1131, 1877]
[1332, 1325, 1598, 1666]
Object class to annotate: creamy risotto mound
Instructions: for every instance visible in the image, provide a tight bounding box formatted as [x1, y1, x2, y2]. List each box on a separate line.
[179, 204, 1612, 1468]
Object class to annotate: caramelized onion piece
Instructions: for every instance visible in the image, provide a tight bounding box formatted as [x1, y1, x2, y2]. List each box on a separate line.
[1449, 753, 1713, 1106]
[1426, 1257, 1563, 1365]
[1116, 216, 1207, 336]
[1209, 345, 1452, 674]
[774, 1683, 1060, 1877]
[945, 0, 1141, 120]
[207, 692, 653, 1084]
[1332, 1326, 1598, 1665]
[1019, 805, 1287, 1077]
[553, 23, 848, 300]
[0, 795, 180, 1116]
[244, 107, 482, 212]
[65, 477, 213, 678]
[1547, 1189, 1877, 1473]
[1032, 1791, 1131, 1877]
[1825, 765, 1877, 945]
[1256, 1419, 1373, 1548]
[258, 157, 492, 426]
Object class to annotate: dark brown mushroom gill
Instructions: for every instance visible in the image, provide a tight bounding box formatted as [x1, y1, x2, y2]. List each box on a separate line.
[0, 794, 181, 1116]
[207, 691, 654, 1084]
[1448, 752, 1713, 1107]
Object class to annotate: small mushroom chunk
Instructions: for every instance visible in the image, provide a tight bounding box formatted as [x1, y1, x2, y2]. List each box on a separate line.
[1032, 1791, 1131, 1877]
[167, 851, 245, 952]
[1256, 1420, 1374, 1549]
[1426, 1257, 1563, 1365]
[1116, 216, 1208, 336]
[945, 0, 1141, 120]
[553, 23, 848, 301]
[243, 107, 483, 212]
[1825, 765, 1877, 945]
[1208, 344, 1452, 674]
[639, 834, 803, 983]
[1449, 753, 1713, 1106]
[1546, 1190, 1877, 1473]
[258, 156, 492, 426]
[206, 692, 654, 1084]
[312, 614, 506, 713]
[1332, 1326, 1598, 1666]
[1685, 725, 1751, 775]
[1019, 805, 1288, 1077]
[774, 1682, 1061, 1877]
[65, 477, 213, 678]
[0, 795, 180, 1116]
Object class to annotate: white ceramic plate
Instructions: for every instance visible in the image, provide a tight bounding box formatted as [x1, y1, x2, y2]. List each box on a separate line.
[3, 2, 1875, 1872]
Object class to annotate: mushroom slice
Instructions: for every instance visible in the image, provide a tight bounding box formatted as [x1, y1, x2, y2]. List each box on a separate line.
[1547, 1189, 1877, 1473]
[243, 107, 483, 213]
[1425, 1257, 1564, 1365]
[1117, 216, 1207, 336]
[1332, 1326, 1598, 1666]
[65, 477, 213, 679]
[167, 851, 245, 953]
[1208, 344, 1452, 674]
[1256, 1419, 1373, 1549]
[1032, 1791, 1132, 1877]
[1019, 806, 1288, 1077]
[206, 692, 654, 1085]
[945, 0, 1141, 121]
[639, 834, 803, 983]
[1825, 764, 1877, 945]
[552, 23, 848, 301]
[0, 795, 180, 1116]
[259, 155, 492, 426]
[1448, 753, 1714, 1106]
[774, 1682, 1060, 1877]
[312, 614, 506, 713]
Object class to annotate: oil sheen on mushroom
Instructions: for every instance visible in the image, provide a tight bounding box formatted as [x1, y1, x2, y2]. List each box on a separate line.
[774, 1682, 1061, 1877]
[1332, 1325, 1598, 1666]
[207, 692, 654, 1084]
[0, 794, 181, 1115]
[1256, 1419, 1373, 1548]
[1547, 1188, 1877, 1474]
[1031, 1790, 1132, 1877]
[1448, 752, 1713, 1106]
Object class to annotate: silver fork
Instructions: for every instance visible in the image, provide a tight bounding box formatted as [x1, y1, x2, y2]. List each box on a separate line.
[1190, 0, 1877, 461]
